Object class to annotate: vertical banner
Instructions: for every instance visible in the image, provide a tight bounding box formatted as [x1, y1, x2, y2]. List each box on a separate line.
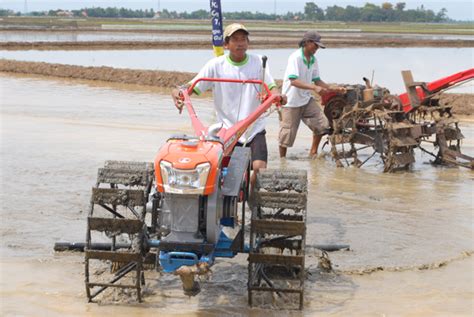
[210, 0, 224, 56]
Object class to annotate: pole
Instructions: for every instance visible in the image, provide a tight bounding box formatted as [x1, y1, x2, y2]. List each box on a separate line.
[54, 242, 131, 252]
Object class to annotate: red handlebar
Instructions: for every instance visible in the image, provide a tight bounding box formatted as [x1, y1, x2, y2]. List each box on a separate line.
[187, 77, 272, 97]
[178, 77, 282, 153]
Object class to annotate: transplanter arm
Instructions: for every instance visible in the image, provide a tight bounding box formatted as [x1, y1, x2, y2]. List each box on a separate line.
[399, 68, 474, 112]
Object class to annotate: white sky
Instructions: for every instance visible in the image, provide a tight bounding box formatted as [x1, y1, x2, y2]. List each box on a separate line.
[2, 1, 473, 21]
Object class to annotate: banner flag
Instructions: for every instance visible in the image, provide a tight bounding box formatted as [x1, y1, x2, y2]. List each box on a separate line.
[210, 0, 224, 56]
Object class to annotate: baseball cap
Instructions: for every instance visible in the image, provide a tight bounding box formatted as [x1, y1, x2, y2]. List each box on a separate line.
[301, 31, 326, 49]
[224, 23, 249, 38]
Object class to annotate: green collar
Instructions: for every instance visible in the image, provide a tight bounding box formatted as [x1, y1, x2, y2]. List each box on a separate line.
[300, 47, 315, 69]
[226, 54, 249, 66]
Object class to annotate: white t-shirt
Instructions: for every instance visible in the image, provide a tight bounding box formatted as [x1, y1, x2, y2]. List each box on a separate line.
[191, 53, 276, 143]
[282, 48, 321, 108]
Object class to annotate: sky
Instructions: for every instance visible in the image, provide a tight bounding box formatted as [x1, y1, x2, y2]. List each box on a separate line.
[2, 1, 473, 21]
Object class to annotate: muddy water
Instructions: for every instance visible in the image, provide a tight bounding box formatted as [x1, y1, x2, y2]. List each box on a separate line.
[1, 31, 473, 43]
[0, 31, 209, 42]
[1, 75, 473, 316]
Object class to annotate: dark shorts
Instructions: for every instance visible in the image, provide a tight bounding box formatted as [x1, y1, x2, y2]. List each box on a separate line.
[236, 130, 268, 163]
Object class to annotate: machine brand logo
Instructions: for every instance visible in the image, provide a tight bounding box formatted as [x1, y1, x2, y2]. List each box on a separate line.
[178, 157, 191, 163]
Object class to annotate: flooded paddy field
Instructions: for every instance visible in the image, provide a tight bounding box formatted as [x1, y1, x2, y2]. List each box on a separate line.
[1, 29, 473, 44]
[0, 30, 209, 43]
[1, 47, 473, 94]
[1, 75, 473, 316]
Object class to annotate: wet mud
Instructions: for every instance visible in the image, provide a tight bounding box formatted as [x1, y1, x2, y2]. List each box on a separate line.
[0, 59, 195, 88]
[336, 250, 474, 275]
[1, 72, 473, 316]
[438, 93, 474, 116]
[1, 59, 472, 116]
[0, 38, 474, 50]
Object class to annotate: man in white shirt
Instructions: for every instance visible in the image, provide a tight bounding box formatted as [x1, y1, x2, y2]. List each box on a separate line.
[172, 23, 285, 184]
[279, 31, 345, 158]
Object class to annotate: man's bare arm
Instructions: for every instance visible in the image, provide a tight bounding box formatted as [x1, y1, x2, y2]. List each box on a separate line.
[290, 78, 345, 95]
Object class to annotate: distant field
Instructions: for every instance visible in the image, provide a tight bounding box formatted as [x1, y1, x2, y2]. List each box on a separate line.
[1, 16, 473, 35]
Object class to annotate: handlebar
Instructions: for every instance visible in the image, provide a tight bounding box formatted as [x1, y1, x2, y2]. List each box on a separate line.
[186, 77, 272, 98]
[176, 77, 284, 150]
[261, 55, 268, 69]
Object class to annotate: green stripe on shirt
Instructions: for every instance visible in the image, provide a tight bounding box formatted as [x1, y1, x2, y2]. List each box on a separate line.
[187, 81, 202, 95]
[312, 77, 320, 82]
[226, 54, 249, 66]
[192, 86, 202, 95]
[288, 75, 298, 79]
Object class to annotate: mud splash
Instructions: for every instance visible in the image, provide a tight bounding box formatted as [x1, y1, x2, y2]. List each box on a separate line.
[332, 250, 474, 275]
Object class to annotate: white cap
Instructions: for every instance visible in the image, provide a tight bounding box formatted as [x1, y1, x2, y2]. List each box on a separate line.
[224, 23, 249, 38]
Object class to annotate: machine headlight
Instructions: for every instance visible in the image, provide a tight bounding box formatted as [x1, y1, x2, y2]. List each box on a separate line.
[160, 161, 210, 194]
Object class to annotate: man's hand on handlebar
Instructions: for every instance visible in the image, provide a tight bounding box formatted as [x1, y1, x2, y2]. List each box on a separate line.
[269, 87, 287, 106]
[171, 88, 184, 114]
[331, 86, 347, 94]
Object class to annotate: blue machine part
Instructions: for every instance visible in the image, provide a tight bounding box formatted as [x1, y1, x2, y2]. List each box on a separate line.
[214, 231, 235, 257]
[148, 239, 161, 248]
[159, 251, 203, 273]
[157, 231, 244, 273]
[214, 231, 250, 254]
[220, 217, 234, 227]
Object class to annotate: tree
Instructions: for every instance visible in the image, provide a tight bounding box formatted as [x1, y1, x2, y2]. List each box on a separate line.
[304, 2, 324, 20]
[0, 9, 13, 16]
[436, 8, 448, 22]
[189, 9, 209, 19]
[325, 5, 345, 21]
[360, 3, 384, 21]
[104, 7, 118, 17]
[382, 2, 393, 10]
[381, 2, 395, 21]
[24, 3, 449, 22]
[396, 2, 406, 11]
[344, 6, 361, 21]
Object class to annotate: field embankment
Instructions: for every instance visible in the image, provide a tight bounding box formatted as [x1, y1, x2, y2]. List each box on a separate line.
[1, 59, 471, 115]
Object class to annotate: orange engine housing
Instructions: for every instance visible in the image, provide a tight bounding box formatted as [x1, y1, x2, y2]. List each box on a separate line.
[154, 139, 223, 196]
